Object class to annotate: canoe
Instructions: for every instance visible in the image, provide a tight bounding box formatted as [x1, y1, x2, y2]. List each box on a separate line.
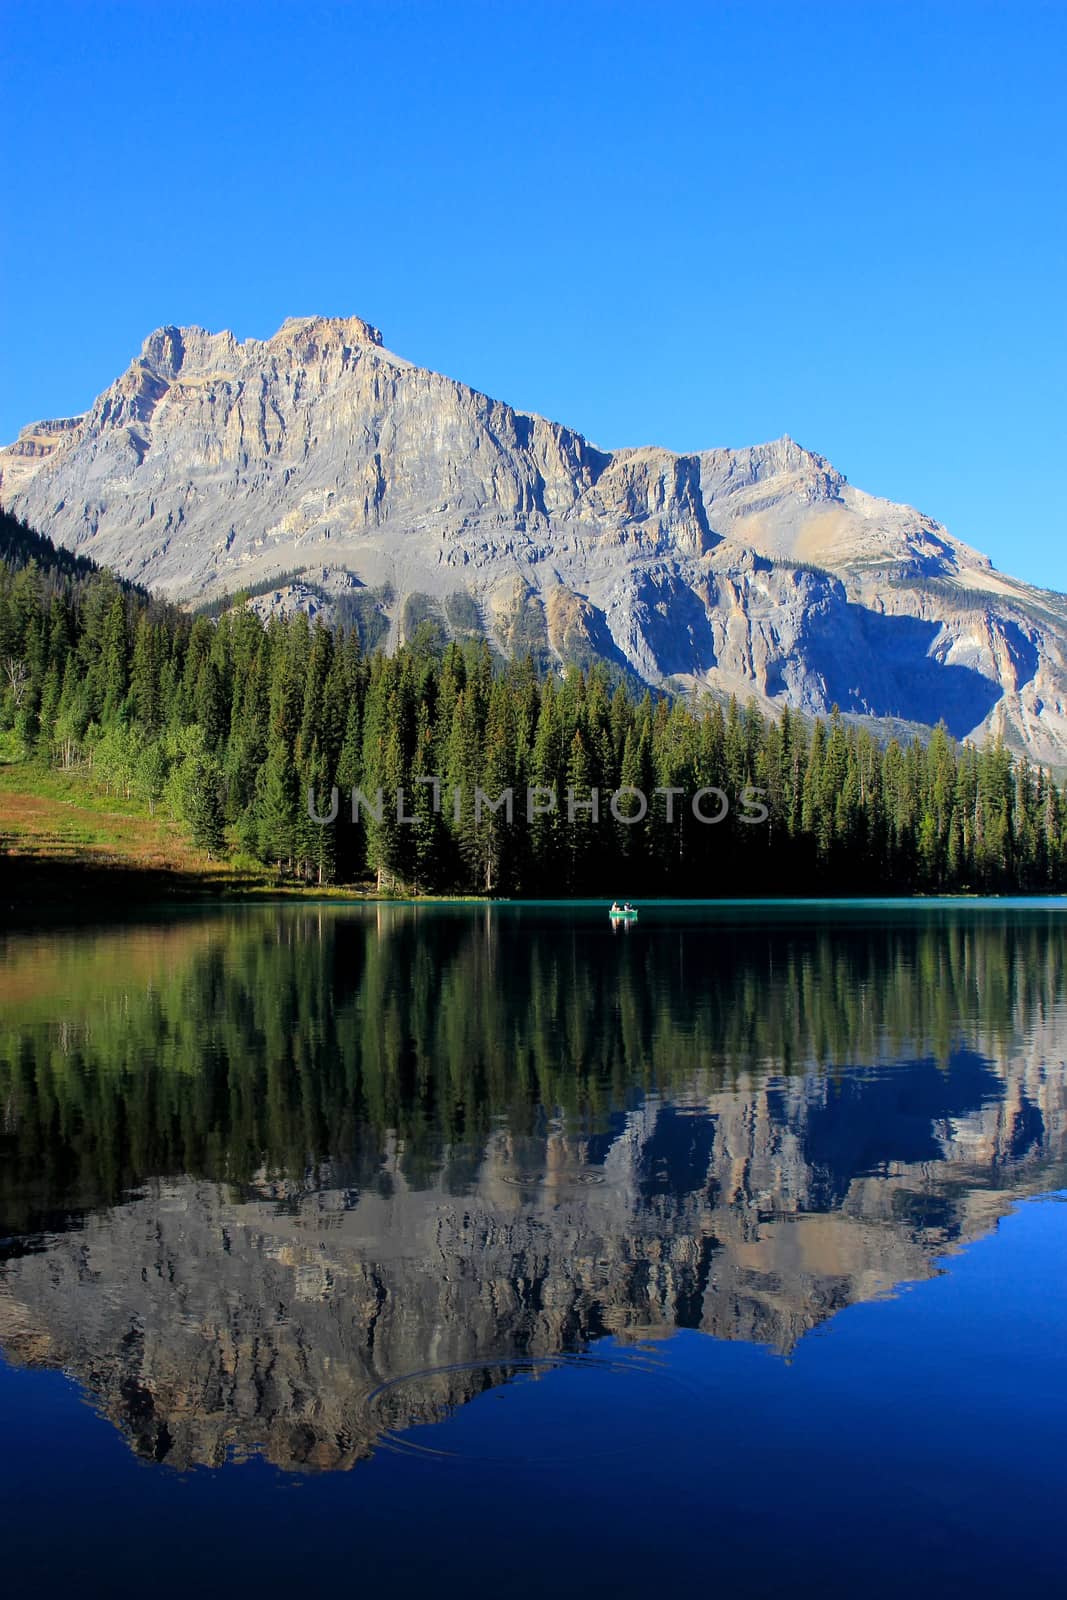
[609, 908, 638, 920]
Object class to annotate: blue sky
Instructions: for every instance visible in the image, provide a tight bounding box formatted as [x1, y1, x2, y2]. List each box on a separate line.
[2, 1, 1064, 585]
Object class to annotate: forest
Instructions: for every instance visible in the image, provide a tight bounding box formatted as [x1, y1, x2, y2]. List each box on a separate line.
[2, 507, 1065, 897]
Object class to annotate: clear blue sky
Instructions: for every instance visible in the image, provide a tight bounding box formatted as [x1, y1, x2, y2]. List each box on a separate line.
[2, 1, 1064, 585]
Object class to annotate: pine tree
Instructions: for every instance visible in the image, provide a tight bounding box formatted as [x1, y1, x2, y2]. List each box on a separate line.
[259, 739, 300, 871]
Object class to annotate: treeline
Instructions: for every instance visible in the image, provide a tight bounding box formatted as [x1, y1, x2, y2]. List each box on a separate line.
[0, 508, 120, 587]
[2, 511, 1066, 895]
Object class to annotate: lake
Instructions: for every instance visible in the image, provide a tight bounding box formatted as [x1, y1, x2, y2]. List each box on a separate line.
[1, 901, 1066, 1597]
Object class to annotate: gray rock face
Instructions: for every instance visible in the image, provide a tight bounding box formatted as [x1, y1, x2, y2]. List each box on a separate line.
[4, 314, 1067, 762]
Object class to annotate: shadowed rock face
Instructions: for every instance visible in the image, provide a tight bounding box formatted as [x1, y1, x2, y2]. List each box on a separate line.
[4, 316, 1067, 762]
[2, 905, 1065, 1471]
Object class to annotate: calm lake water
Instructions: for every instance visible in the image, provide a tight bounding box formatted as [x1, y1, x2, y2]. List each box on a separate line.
[2, 901, 1066, 1597]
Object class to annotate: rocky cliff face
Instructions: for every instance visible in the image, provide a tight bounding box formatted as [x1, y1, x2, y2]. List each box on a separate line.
[4, 314, 1067, 762]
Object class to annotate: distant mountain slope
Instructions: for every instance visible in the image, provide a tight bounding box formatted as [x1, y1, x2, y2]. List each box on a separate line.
[3, 314, 1066, 762]
[0, 505, 110, 585]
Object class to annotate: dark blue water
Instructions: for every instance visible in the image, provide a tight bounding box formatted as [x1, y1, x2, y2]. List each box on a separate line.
[1, 902, 1066, 1597]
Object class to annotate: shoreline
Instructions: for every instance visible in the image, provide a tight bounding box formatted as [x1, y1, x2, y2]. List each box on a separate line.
[5, 879, 1067, 936]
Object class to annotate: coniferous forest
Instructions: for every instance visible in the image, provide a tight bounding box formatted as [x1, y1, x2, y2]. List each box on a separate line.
[2, 508, 1066, 898]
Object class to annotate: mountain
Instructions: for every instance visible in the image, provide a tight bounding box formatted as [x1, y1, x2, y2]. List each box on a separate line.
[4, 314, 1067, 762]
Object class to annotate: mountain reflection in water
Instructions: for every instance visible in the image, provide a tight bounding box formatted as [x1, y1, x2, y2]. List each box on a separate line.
[1, 902, 1065, 1473]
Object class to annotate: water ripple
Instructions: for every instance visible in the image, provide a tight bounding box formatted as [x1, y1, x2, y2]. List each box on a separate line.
[362, 1348, 691, 1464]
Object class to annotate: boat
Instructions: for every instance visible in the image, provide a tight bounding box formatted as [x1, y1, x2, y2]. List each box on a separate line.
[609, 903, 638, 920]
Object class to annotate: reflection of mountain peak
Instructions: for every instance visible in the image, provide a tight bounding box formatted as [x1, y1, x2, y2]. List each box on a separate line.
[3, 905, 1067, 1471]
[2, 1059, 1064, 1472]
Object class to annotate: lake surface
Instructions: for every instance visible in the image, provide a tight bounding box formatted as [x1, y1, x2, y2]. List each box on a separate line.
[2, 901, 1066, 1597]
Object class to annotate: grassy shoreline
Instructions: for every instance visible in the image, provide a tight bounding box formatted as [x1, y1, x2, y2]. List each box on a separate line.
[0, 761, 493, 923]
[0, 761, 383, 914]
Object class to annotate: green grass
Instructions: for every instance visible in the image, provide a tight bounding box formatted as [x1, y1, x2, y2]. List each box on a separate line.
[0, 759, 382, 914]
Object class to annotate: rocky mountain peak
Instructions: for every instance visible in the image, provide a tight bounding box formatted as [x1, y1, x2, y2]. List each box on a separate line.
[135, 323, 242, 384]
[3, 315, 1067, 765]
[139, 324, 187, 377]
[269, 313, 384, 350]
[136, 315, 386, 385]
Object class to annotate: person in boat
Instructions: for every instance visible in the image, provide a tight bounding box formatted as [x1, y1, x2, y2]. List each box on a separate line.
[623, 902, 633, 912]
[611, 901, 621, 914]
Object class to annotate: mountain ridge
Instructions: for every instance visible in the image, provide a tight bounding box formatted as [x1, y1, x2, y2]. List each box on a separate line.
[4, 313, 1066, 763]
